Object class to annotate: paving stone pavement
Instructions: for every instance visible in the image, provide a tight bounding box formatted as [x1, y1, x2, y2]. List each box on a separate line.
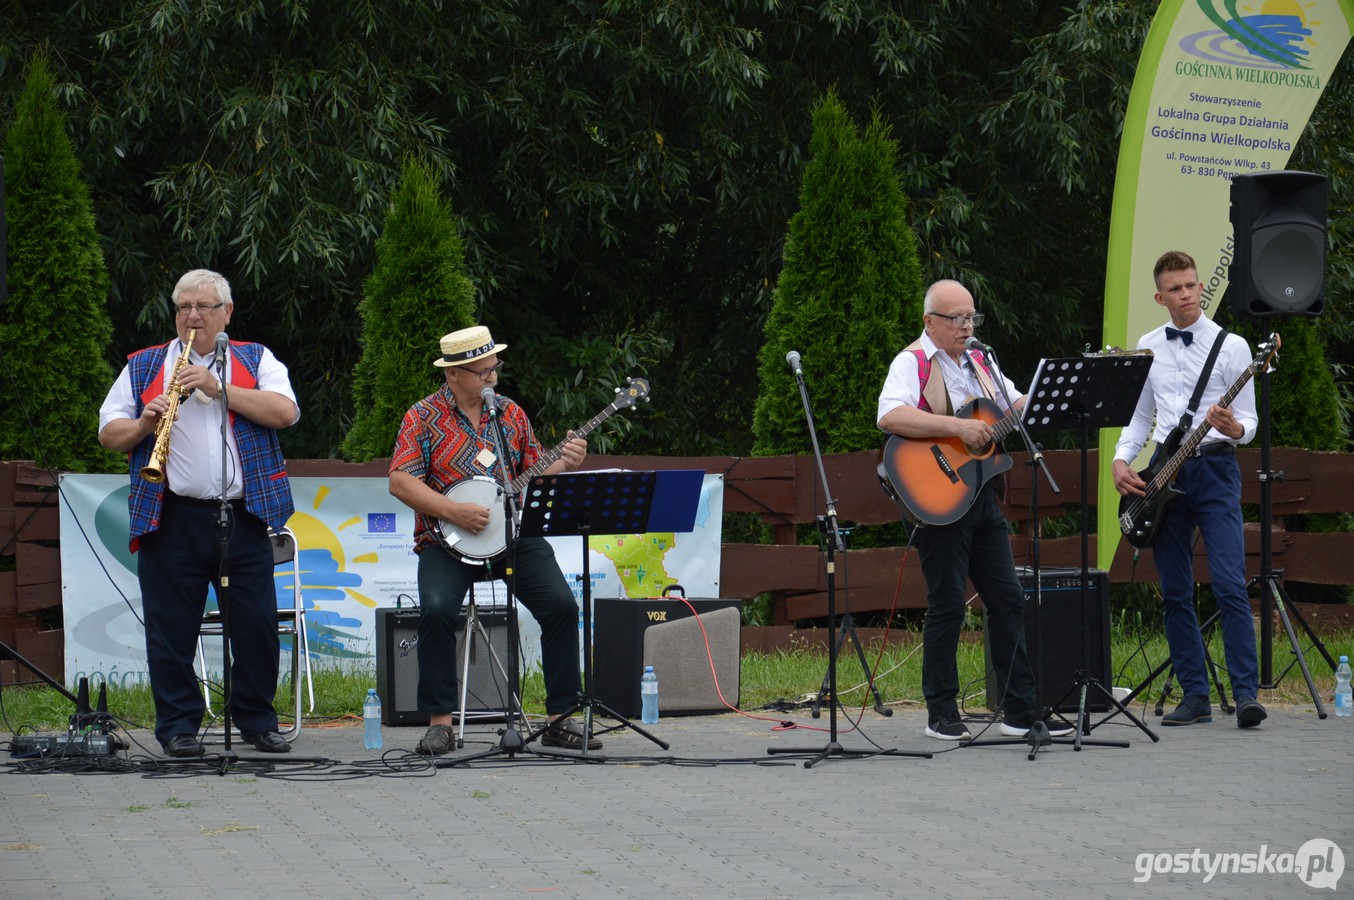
[1, 702, 1350, 899]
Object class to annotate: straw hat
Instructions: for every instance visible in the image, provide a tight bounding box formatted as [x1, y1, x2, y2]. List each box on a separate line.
[433, 325, 507, 368]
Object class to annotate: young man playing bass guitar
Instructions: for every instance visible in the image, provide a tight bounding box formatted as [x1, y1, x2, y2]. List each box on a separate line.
[1112, 251, 1266, 729]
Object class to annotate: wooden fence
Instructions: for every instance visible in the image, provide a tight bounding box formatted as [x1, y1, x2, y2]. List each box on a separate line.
[4, 449, 1354, 679]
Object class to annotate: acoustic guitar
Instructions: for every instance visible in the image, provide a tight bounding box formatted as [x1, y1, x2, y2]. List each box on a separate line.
[876, 396, 1023, 527]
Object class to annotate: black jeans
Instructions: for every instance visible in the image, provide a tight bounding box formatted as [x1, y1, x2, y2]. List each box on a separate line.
[912, 486, 1037, 723]
[415, 537, 582, 715]
[139, 495, 280, 744]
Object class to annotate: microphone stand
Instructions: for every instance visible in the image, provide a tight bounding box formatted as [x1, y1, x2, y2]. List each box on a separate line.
[767, 355, 929, 767]
[213, 344, 237, 771]
[983, 342, 1059, 754]
[486, 389, 526, 753]
[454, 387, 538, 764]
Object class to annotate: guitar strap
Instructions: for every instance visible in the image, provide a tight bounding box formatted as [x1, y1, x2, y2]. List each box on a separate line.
[906, 343, 997, 415]
[1177, 328, 1228, 432]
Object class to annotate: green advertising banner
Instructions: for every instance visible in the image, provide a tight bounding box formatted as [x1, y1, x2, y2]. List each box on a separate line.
[1098, 0, 1354, 570]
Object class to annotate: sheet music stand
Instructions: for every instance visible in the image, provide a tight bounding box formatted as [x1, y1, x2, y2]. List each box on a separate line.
[518, 469, 703, 756]
[1021, 351, 1158, 748]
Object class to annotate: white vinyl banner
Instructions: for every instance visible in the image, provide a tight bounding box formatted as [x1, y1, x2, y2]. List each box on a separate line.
[58, 472, 723, 687]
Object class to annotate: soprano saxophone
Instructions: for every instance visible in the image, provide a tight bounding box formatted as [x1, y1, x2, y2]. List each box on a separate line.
[139, 328, 197, 483]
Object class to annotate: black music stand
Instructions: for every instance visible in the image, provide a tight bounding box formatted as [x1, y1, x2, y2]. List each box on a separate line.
[1019, 352, 1158, 748]
[518, 469, 703, 757]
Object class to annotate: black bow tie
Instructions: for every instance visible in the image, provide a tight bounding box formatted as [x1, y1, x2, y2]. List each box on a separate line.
[1165, 326, 1193, 347]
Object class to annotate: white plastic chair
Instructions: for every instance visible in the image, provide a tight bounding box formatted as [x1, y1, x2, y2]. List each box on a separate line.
[195, 525, 314, 741]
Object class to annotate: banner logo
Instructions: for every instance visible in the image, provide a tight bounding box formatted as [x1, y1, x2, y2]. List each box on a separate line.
[1182, 0, 1318, 69]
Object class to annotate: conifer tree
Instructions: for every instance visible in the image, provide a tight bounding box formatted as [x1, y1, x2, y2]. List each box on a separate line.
[342, 157, 476, 461]
[752, 90, 922, 457]
[0, 54, 116, 472]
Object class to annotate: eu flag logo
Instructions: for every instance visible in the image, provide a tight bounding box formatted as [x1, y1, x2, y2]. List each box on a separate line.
[368, 513, 397, 533]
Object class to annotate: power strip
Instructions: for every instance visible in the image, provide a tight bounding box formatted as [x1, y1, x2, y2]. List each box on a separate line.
[11, 733, 115, 757]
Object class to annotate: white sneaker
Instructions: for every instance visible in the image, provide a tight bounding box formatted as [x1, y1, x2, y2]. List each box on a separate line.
[1000, 719, 1074, 738]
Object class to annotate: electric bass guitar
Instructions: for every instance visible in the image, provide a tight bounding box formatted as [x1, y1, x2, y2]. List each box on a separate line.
[876, 396, 1022, 526]
[434, 377, 650, 562]
[1118, 334, 1279, 549]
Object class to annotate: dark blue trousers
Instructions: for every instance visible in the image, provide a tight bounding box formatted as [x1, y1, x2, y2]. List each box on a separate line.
[912, 486, 1037, 723]
[1152, 453, 1259, 701]
[138, 495, 280, 744]
[416, 537, 582, 715]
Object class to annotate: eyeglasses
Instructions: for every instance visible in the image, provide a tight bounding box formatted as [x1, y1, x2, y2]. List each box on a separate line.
[174, 302, 227, 316]
[461, 362, 504, 381]
[929, 311, 985, 328]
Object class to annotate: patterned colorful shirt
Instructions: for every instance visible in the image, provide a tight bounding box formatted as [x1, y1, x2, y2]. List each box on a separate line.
[389, 383, 542, 552]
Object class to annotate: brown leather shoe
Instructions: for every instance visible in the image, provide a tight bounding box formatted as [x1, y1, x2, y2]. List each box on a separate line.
[416, 724, 455, 755]
[540, 718, 602, 751]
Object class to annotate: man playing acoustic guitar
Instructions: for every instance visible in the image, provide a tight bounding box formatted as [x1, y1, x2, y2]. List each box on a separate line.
[877, 279, 1070, 742]
[1112, 250, 1266, 729]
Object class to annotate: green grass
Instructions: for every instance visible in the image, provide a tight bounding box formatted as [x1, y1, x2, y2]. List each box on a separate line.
[4, 630, 1352, 732]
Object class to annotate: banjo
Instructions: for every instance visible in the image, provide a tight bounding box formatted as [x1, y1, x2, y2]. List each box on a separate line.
[433, 377, 650, 563]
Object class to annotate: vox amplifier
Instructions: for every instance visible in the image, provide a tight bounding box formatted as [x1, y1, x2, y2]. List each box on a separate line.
[593, 595, 741, 717]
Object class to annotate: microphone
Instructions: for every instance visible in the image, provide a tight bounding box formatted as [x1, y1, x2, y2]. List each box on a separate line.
[785, 350, 802, 376]
[481, 385, 497, 416]
[965, 336, 990, 354]
[214, 332, 229, 368]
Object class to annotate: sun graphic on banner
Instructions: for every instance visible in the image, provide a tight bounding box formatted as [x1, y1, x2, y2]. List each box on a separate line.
[287, 484, 380, 610]
[1246, 0, 1322, 40]
[1183, 0, 1323, 68]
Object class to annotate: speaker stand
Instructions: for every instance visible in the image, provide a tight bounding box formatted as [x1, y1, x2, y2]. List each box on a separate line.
[809, 614, 891, 719]
[1252, 362, 1336, 714]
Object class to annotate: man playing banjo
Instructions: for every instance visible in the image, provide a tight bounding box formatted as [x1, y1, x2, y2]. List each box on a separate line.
[388, 325, 598, 754]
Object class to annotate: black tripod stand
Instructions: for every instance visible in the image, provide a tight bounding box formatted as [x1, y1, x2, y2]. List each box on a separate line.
[517, 469, 702, 757]
[1251, 343, 1336, 714]
[1117, 608, 1233, 716]
[1029, 351, 1157, 748]
[767, 352, 928, 767]
[808, 527, 891, 720]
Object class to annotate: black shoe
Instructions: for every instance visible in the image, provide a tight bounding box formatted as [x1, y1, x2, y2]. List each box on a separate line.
[1235, 696, 1268, 729]
[1162, 694, 1213, 726]
[241, 730, 291, 753]
[416, 724, 455, 756]
[924, 712, 971, 741]
[161, 734, 204, 758]
[540, 718, 602, 751]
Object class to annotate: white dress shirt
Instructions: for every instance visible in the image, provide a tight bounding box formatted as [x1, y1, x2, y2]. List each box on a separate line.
[99, 339, 299, 499]
[1113, 315, 1258, 463]
[877, 331, 1022, 424]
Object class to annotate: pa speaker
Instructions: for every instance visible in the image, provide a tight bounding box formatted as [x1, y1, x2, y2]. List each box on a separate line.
[594, 596, 741, 717]
[375, 605, 518, 726]
[1227, 170, 1327, 318]
[985, 567, 1111, 713]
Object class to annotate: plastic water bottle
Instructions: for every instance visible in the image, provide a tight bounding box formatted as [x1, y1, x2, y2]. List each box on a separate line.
[640, 666, 659, 725]
[1335, 656, 1352, 718]
[364, 688, 383, 748]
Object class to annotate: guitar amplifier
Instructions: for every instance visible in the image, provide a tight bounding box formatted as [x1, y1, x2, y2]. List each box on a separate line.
[985, 567, 1111, 713]
[375, 605, 518, 726]
[593, 595, 741, 717]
